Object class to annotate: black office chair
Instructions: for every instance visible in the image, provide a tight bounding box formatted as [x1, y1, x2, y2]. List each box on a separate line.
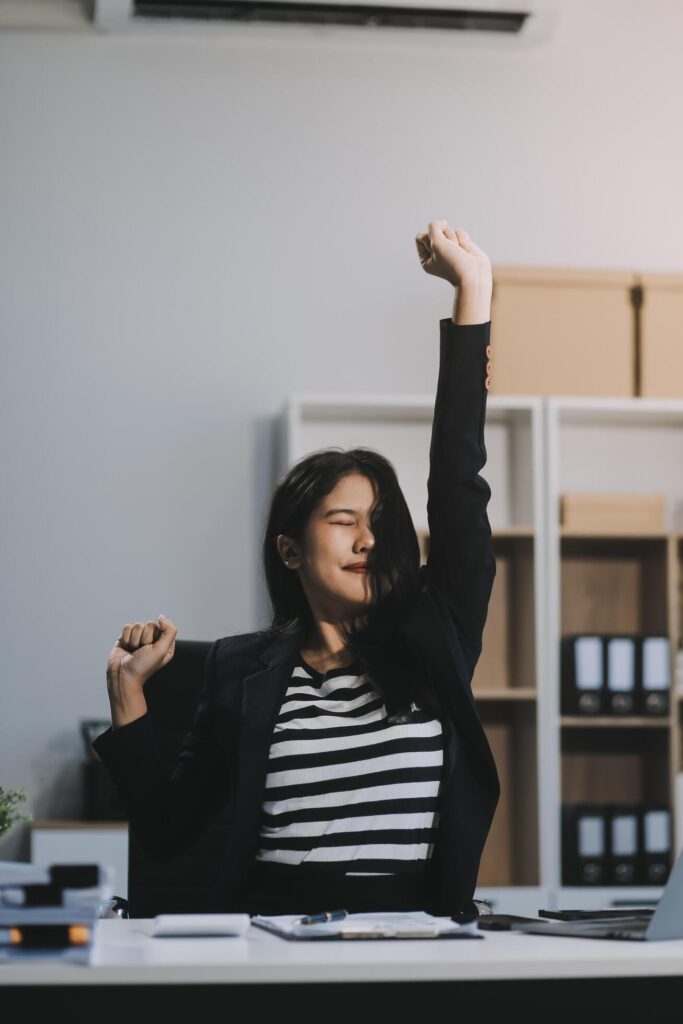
[109, 639, 234, 919]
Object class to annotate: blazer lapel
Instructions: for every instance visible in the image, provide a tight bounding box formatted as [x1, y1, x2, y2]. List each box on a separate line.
[241, 626, 306, 738]
[232, 625, 306, 854]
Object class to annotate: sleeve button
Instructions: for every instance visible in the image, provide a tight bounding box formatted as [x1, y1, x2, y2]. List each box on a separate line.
[486, 360, 492, 374]
[485, 376, 492, 390]
[485, 345, 491, 357]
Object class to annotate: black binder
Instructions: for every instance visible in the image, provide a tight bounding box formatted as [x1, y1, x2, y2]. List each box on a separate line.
[562, 804, 608, 885]
[638, 635, 670, 716]
[561, 635, 604, 715]
[605, 635, 637, 715]
[607, 804, 640, 885]
[641, 806, 672, 886]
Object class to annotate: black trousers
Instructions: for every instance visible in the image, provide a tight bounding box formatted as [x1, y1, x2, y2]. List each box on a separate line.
[238, 859, 430, 916]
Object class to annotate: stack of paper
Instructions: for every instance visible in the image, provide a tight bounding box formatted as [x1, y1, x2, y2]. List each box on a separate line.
[0, 862, 113, 965]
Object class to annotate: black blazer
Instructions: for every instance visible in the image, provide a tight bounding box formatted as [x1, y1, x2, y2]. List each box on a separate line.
[93, 317, 500, 918]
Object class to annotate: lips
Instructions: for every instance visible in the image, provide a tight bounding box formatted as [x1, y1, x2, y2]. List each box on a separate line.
[344, 565, 368, 573]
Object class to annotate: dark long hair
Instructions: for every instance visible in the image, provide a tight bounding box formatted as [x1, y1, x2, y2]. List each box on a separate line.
[259, 447, 444, 716]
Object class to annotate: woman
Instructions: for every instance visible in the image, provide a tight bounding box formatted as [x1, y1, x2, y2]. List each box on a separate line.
[93, 220, 499, 921]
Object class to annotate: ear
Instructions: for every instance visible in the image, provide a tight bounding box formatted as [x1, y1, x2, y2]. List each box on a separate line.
[276, 533, 299, 567]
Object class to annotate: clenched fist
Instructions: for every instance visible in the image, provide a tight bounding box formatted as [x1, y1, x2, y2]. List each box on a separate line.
[415, 221, 492, 292]
[107, 614, 178, 691]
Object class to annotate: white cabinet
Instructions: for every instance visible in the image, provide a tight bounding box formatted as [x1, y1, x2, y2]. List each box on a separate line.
[30, 822, 129, 898]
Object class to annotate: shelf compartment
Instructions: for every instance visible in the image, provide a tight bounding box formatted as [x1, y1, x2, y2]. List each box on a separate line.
[470, 533, 537, 693]
[560, 535, 669, 636]
[477, 700, 539, 888]
[561, 726, 670, 807]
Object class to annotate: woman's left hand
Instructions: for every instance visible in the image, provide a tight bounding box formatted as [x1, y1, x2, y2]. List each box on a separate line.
[415, 221, 492, 294]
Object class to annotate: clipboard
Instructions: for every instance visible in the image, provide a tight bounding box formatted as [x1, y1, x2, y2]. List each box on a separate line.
[250, 911, 483, 940]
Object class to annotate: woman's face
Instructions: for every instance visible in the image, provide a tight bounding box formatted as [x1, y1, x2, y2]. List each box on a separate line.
[277, 473, 379, 620]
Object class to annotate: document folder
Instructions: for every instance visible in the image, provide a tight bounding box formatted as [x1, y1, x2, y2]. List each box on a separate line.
[250, 911, 482, 940]
[639, 636, 670, 715]
[607, 805, 640, 885]
[606, 636, 636, 715]
[562, 804, 608, 885]
[641, 807, 672, 885]
[561, 635, 604, 715]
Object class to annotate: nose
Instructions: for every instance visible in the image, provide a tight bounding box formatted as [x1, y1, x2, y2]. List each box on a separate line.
[355, 525, 375, 553]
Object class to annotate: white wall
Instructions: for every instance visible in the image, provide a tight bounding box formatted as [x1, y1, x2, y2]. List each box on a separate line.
[2, 0, 682, 860]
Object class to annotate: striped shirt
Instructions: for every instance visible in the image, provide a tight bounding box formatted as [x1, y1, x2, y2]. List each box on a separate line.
[254, 652, 444, 877]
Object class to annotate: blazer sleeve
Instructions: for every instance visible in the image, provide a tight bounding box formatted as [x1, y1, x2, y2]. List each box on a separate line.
[91, 639, 232, 862]
[424, 318, 496, 680]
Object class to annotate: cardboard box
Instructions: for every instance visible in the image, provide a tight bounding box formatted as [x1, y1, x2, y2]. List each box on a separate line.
[490, 267, 637, 397]
[560, 492, 666, 532]
[639, 273, 683, 398]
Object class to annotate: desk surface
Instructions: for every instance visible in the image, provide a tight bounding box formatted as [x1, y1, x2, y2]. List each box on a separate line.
[2, 918, 683, 985]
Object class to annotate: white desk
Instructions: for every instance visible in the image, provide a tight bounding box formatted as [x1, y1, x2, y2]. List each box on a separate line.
[1, 918, 683, 984]
[3, 918, 683, 1019]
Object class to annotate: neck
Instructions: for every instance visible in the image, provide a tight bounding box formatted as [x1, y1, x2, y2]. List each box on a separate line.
[302, 605, 370, 657]
[302, 628, 350, 662]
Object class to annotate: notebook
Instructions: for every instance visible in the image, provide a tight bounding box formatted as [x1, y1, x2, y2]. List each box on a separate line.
[250, 910, 482, 940]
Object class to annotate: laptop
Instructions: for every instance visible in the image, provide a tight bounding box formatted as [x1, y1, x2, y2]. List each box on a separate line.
[515, 847, 683, 942]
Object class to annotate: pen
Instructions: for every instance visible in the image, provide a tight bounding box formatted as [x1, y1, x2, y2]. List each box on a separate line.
[295, 909, 349, 925]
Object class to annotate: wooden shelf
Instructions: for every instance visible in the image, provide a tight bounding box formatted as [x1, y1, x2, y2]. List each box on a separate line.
[561, 717, 671, 728]
[561, 727, 670, 806]
[474, 688, 537, 701]
[492, 526, 536, 539]
[477, 700, 539, 888]
[559, 527, 671, 539]
[560, 528, 683, 540]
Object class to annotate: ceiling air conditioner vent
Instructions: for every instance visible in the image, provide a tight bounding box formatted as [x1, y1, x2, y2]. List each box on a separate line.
[94, 0, 557, 42]
[133, 1, 530, 31]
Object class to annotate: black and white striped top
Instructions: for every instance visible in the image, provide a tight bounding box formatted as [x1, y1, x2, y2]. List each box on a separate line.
[254, 652, 444, 877]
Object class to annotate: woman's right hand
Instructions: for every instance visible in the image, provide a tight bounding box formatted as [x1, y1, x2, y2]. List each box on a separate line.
[107, 615, 178, 693]
[415, 221, 491, 287]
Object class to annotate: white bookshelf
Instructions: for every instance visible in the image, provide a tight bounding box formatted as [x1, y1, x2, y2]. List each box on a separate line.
[543, 396, 683, 911]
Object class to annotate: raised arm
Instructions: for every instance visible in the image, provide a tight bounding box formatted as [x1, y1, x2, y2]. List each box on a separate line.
[93, 622, 234, 861]
[415, 222, 496, 679]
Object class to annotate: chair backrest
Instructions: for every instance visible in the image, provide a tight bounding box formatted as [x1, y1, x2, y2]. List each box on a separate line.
[127, 639, 234, 918]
